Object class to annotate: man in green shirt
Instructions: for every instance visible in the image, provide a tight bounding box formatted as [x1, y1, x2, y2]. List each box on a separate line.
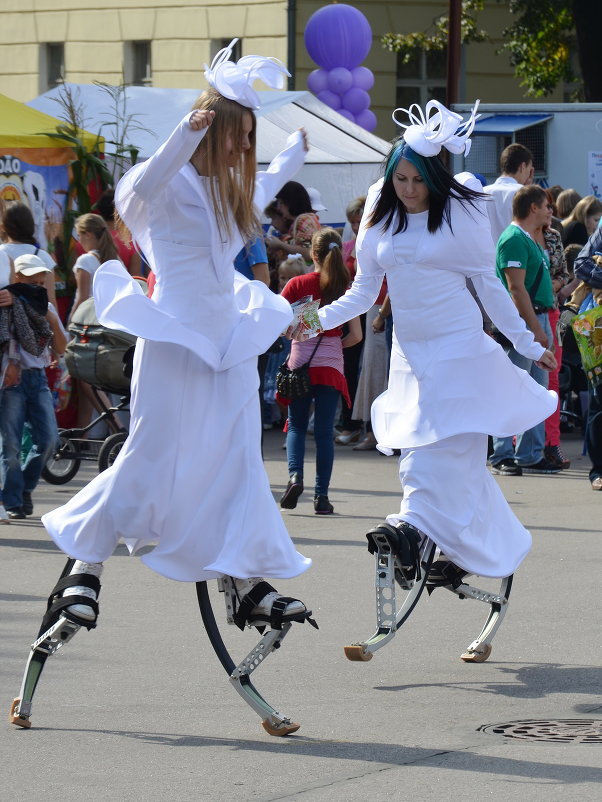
[490, 185, 560, 475]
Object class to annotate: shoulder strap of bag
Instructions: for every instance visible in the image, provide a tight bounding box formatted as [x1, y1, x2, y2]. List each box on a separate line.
[306, 334, 324, 366]
[286, 334, 323, 368]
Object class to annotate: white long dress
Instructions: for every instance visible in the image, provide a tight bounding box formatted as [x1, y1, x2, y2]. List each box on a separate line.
[317, 175, 557, 578]
[42, 114, 311, 583]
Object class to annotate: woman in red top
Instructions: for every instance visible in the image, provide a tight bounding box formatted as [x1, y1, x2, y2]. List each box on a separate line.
[279, 228, 362, 514]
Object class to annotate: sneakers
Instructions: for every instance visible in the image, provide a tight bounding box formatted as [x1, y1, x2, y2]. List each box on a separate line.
[591, 476, 602, 491]
[280, 473, 303, 509]
[335, 430, 360, 445]
[0, 505, 9, 525]
[521, 458, 561, 474]
[62, 561, 103, 622]
[544, 445, 570, 470]
[232, 577, 307, 622]
[6, 507, 26, 520]
[490, 458, 523, 476]
[352, 432, 377, 451]
[22, 491, 33, 516]
[314, 495, 334, 515]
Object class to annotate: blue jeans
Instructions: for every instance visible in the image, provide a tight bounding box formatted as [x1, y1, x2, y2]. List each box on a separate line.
[586, 381, 602, 481]
[491, 312, 551, 466]
[286, 384, 340, 497]
[0, 368, 58, 510]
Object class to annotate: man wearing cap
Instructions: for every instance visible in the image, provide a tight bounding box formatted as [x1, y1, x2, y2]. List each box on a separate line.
[0, 253, 67, 520]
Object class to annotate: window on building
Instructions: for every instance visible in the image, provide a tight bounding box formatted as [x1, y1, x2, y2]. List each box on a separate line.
[396, 49, 447, 112]
[39, 43, 64, 92]
[210, 38, 242, 62]
[124, 41, 152, 86]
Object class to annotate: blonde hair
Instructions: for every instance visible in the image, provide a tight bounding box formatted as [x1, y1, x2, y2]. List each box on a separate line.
[346, 196, 366, 220]
[278, 254, 305, 277]
[75, 213, 118, 263]
[311, 227, 348, 305]
[191, 89, 260, 241]
[563, 194, 602, 227]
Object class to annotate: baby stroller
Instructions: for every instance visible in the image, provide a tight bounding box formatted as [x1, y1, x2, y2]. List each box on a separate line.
[42, 295, 136, 484]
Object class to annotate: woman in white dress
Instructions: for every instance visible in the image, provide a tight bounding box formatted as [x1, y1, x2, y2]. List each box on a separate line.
[301, 101, 557, 579]
[39, 44, 313, 631]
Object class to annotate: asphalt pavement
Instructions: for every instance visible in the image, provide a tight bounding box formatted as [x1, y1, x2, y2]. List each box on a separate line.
[1, 429, 601, 801]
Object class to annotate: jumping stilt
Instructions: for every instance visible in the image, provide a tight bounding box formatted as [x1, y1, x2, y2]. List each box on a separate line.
[344, 522, 513, 664]
[344, 523, 436, 661]
[9, 558, 100, 728]
[196, 577, 317, 736]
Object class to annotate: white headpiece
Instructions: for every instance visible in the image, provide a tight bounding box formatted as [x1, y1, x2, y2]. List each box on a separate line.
[392, 100, 480, 157]
[204, 38, 290, 110]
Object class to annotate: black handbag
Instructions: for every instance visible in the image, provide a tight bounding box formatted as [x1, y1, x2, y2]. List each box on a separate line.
[276, 336, 323, 400]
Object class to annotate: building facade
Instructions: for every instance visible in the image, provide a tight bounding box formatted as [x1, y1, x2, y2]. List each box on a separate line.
[0, 1, 564, 140]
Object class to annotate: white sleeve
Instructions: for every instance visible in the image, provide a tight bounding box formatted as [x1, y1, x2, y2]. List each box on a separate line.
[471, 272, 546, 361]
[128, 113, 209, 200]
[73, 253, 100, 275]
[254, 131, 306, 212]
[318, 237, 385, 330]
[38, 249, 56, 269]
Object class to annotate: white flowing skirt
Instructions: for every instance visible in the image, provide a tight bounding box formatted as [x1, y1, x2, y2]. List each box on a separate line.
[43, 264, 310, 583]
[386, 432, 531, 577]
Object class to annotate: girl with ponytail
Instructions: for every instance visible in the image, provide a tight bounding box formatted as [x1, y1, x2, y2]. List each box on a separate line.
[70, 213, 119, 321]
[279, 227, 362, 514]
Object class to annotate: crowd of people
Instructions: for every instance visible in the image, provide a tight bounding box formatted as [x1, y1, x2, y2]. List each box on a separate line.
[2, 110, 602, 531]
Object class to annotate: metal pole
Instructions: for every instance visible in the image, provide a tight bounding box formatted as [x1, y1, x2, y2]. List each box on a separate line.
[446, 0, 461, 107]
[287, 0, 297, 90]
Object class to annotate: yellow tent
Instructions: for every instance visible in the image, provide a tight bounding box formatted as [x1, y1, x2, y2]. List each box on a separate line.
[0, 92, 102, 162]
[0, 93, 104, 251]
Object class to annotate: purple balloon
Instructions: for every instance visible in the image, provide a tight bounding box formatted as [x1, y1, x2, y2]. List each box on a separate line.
[317, 89, 342, 110]
[307, 69, 329, 94]
[342, 87, 370, 115]
[354, 108, 378, 132]
[351, 66, 374, 91]
[327, 67, 353, 96]
[304, 4, 372, 70]
[337, 109, 355, 123]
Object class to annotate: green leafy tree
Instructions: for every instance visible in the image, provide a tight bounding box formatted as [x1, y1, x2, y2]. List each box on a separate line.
[383, 0, 602, 102]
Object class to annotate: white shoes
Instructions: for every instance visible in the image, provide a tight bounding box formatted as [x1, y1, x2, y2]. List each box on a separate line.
[0, 505, 9, 525]
[233, 577, 306, 618]
[63, 561, 103, 621]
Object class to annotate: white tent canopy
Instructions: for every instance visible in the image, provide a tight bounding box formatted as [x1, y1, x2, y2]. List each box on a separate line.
[28, 84, 390, 226]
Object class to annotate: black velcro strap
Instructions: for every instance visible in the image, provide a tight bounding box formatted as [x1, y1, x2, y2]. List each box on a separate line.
[233, 581, 276, 630]
[48, 572, 101, 603]
[366, 523, 398, 555]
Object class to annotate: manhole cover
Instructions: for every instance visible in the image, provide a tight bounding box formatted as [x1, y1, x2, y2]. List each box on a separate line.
[479, 719, 602, 744]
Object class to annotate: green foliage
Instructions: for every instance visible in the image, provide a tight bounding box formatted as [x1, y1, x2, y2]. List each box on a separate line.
[382, 1, 489, 63]
[501, 0, 576, 97]
[44, 84, 112, 269]
[382, 0, 581, 99]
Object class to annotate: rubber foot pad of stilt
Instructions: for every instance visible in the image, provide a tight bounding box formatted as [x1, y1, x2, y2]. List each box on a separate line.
[344, 644, 373, 662]
[9, 698, 31, 728]
[262, 719, 300, 736]
[460, 643, 492, 663]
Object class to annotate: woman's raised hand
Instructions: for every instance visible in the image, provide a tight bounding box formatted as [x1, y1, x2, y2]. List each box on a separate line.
[298, 128, 309, 153]
[189, 110, 216, 130]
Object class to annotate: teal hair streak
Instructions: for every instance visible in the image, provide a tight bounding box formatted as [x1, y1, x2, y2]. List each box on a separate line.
[385, 138, 446, 199]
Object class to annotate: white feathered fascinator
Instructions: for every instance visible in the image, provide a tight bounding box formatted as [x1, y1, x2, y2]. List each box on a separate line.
[392, 100, 481, 157]
[204, 38, 290, 110]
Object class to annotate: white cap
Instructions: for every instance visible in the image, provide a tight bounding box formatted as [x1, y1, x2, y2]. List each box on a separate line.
[307, 186, 327, 212]
[14, 253, 51, 276]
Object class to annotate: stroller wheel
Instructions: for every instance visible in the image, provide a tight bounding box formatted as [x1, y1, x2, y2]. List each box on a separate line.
[42, 435, 81, 485]
[98, 431, 128, 472]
